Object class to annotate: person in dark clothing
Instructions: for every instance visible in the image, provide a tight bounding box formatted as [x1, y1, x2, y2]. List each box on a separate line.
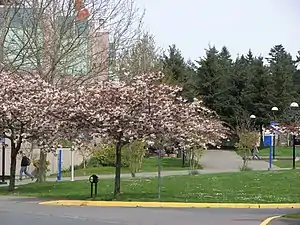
[20, 154, 34, 181]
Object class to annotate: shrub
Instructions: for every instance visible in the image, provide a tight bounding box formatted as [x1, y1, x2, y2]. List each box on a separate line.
[32, 159, 50, 171]
[86, 156, 101, 167]
[240, 165, 253, 171]
[123, 139, 147, 177]
[32, 159, 50, 177]
[235, 131, 260, 167]
[92, 143, 130, 167]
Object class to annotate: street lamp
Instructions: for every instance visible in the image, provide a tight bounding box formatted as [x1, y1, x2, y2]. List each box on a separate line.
[250, 115, 256, 132]
[271, 106, 279, 160]
[290, 102, 299, 169]
[290, 102, 299, 109]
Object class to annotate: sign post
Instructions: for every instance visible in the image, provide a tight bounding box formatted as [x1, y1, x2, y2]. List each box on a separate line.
[0, 137, 6, 184]
[70, 146, 75, 181]
[292, 135, 300, 169]
[57, 148, 62, 181]
[269, 122, 279, 169]
[269, 140, 273, 170]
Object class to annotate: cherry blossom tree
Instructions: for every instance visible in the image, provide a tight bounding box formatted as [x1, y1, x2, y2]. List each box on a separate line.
[0, 71, 78, 189]
[0, 68, 228, 194]
[64, 72, 228, 196]
[67, 80, 149, 195]
[0, 72, 51, 189]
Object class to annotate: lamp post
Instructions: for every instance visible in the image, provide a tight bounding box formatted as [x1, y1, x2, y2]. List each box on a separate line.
[70, 146, 75, 182]
[250, 115, 256, 131]
[271, 106, 279, 160]
[290, 102, 299, 169]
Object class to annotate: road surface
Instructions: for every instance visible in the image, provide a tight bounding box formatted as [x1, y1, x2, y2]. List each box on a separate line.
[1, 196, 300, 225]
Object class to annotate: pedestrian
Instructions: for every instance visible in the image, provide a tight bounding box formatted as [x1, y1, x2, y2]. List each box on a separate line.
[20, 153, 35, 181]
[252, 145, 261, 160]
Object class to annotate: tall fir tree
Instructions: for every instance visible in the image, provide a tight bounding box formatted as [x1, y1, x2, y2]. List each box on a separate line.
[193, 46, 221, 109]
[161, 44, 188, 84]
[161, 44, 196, 99]
[241, 56, 274, 124]
[227, 53, 250, 129]
[293, 50, 300, 101]
[267, 45, 298, 117]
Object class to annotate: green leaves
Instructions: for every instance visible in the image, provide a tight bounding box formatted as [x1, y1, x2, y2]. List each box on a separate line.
[161, 44, 300, 132]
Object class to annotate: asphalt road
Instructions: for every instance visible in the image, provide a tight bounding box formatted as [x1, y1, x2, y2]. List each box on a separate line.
[1, 196, 300, 225]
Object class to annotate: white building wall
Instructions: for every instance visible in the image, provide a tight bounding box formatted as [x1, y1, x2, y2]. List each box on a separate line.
[0, 139, 84, 178]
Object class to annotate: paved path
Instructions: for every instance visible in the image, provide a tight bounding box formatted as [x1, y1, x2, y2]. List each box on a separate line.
[0, 196, 299, 225]
[200, 150, 279, 171]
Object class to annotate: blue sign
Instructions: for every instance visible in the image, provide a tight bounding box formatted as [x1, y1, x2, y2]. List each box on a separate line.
[270, 121, 279, 126]
[57, 149, 62, 181]
[0, 138, 4, 143]
[264, 135, 272, 146]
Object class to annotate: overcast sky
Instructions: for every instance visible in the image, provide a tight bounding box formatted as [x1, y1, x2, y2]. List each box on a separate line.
[137, 0, 300, 61]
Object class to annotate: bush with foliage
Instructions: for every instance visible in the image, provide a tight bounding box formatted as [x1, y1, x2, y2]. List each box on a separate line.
[32, 159, 50, 177]
[91, 143, 130, 167]
[186, 146, 204, 171]
[123, 139, 147, 177]
[235, 131, 260, 168]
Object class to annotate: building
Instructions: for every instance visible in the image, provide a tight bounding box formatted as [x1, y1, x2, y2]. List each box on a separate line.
[0, 5, 110, 80]
[0, 140, 86, 179]
[0, 5, 112, 178]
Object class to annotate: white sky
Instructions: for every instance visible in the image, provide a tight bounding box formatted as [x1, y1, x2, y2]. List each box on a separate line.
[136, 0, 300, 60]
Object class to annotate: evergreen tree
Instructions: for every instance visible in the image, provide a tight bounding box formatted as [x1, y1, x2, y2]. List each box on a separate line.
[161, 45, 196, 99]
[213, 46, 236, 126]
[161, 44, 188, 84]
[227, 53, 250, 128]
[193, 46, 221, 109]
[267, 45, 298, 116]
[191, 46, 239, 127]
[293, 50, 300, 100]
[160, 43, 300, 135]
[241, 56, 274, 125]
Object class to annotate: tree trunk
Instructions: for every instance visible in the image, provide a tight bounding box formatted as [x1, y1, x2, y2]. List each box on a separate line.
[83, 156, 87, 175]
[36, 150, 47, 182]
[114, 139, 122, 197]
[8, 143, 18, 191]
[138, 154, 144, 172]
[83, 156, 86, 169]
[128, 143, 136, 177]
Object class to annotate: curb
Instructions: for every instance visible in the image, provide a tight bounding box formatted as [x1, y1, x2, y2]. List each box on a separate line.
[260, 215, 283, 225]
[39, 200, 300, 209]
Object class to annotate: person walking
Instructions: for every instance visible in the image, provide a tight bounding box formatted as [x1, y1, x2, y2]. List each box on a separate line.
[20, 154, 35, 181]
[252, 145, 261, 160]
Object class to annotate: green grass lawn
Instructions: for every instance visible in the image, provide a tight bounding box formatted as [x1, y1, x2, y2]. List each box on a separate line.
[272, 160, 299, 168]
[259, 146, 300, 157]
[2, 170, 300, 203]
[283, 214, 300, 219]
[50, 157, 196, 177]
[258, 147, 300, 168]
